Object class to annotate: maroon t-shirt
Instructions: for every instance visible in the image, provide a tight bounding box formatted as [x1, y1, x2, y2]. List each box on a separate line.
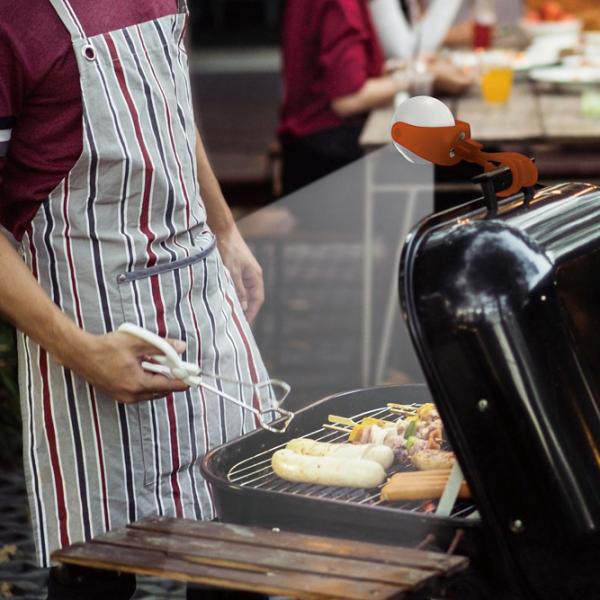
[0, 0, 178, 240]
[278, 0, 384, 139]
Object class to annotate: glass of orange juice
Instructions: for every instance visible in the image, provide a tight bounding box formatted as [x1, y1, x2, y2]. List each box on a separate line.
[480, 52, 514, 104]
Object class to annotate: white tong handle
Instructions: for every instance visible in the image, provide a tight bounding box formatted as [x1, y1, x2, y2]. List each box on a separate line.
[119, 323, 197, 382]
[118, 323, 294, 434]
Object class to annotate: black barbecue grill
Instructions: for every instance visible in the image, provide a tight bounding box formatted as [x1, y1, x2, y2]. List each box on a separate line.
[202, 174, 600, 599]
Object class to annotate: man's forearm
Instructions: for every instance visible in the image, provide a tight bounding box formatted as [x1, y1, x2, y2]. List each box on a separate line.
[0, 232, 92, 365]
[195, 127, 235, 235]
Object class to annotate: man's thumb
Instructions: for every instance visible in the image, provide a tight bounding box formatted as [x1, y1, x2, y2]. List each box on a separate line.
[168, 339, 186, 354]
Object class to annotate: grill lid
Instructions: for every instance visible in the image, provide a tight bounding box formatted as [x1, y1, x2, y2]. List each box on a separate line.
[400, 175, 600, 598]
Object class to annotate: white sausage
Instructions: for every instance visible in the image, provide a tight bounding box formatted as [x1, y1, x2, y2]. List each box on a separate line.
[286, 438, 394, 469]
[363, 445, 395, 469]
[272, 449, 386, 488]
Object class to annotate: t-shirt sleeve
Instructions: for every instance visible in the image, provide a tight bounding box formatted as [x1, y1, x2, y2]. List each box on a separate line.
[0, 27, 23, 181]
[319, 1, 372, 100]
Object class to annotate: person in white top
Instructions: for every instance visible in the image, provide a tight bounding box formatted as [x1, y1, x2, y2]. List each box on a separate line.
[370, 0, 475, 96]
[370, 0, 468, 60]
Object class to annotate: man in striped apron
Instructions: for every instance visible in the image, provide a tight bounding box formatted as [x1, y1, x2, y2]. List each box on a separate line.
[0, 1, 271, 598]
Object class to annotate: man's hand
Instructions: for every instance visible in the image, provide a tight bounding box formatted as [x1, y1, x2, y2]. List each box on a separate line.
[216, 224, 264, 325]
[63, 330, 190, 404]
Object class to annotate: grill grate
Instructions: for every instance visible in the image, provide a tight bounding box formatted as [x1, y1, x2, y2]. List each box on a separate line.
[228, 405, 479, 519]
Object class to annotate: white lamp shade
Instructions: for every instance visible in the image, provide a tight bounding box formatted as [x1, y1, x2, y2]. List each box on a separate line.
[392, 96, 455, 164]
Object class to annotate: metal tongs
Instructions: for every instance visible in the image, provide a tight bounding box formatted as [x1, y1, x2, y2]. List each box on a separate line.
[118, 323, 294, 433]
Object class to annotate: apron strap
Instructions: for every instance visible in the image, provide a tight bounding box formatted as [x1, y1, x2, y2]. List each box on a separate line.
[50, 0, 186, 39]
[48, 0, 87, 40]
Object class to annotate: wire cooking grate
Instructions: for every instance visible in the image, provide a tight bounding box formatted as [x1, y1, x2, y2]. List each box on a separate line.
[227, 405, 478, 519]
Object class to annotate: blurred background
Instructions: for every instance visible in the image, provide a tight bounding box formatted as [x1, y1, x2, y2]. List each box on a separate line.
[187, 0, 285, 212]
[185, 0, 526, 213]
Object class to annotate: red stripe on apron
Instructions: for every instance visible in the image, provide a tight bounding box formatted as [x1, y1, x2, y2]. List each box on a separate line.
[104, 33, 157, 268]
[149, 272, 184, 517]
[105, 32, 183, 516]
[177, 11, 188, 49]
[28, 229, 70, 548]
[62, 178, 84, 328]
[39, 350, 70, 548]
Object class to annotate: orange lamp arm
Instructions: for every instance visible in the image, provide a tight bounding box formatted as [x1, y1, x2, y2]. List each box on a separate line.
[391, 120, 539, 198]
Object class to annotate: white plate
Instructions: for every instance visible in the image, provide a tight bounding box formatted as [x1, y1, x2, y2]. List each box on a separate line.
[513, 48, 559, 72]
[562, 55, 600, 69]
[449, 49, 557, 74]
[519, 17, 582, 38]
[530, 65, 600, 87]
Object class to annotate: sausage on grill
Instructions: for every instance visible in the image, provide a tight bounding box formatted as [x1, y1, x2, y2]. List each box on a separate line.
[272, 449, 387, 488]
[380, 470, 471, 502]
[286, 438, 395, 469]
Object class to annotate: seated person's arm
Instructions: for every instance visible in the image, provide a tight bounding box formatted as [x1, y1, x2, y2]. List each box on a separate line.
[331, 77, 402, 118]
[369, 0, 413, 60]
[320, 3, 403, 118]
[421, 0, 466, 51]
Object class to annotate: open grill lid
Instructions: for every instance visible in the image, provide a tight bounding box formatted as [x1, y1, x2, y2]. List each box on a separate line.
[400, 174, 600, 599]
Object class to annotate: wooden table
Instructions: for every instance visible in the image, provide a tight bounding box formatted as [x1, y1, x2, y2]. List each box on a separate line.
[52, 517, 468, 599]
[360, 82, 600, 149]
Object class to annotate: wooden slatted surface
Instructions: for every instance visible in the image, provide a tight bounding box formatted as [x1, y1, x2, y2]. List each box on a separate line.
[52, 517, 468, 600]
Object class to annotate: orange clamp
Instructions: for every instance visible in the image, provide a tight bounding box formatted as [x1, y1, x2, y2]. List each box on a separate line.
[391, 120, 538, 198]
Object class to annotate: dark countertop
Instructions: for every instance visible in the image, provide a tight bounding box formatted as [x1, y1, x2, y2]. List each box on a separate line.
[238, 145, 436, 411]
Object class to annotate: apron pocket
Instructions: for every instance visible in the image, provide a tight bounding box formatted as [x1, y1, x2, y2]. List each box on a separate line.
[117, 237, 216, 283]
[116, 240, 216, 488]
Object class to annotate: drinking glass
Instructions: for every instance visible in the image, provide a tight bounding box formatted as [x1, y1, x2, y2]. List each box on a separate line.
[480, 52, 513, 104]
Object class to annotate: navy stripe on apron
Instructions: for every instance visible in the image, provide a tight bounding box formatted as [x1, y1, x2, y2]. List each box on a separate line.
[138, 24, 197, 240]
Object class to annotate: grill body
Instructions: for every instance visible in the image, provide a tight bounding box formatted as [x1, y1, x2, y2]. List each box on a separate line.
[203, 180, 600, 599]
[202, 385, 503, 597]
[401, 182, 600, 599]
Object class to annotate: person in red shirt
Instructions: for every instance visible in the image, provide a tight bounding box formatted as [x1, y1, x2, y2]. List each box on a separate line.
[279, 0, 400, 195]
[278, 0, 474, 195]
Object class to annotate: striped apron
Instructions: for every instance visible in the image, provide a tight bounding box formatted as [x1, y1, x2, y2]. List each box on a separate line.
[17, 0, 270, 568]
